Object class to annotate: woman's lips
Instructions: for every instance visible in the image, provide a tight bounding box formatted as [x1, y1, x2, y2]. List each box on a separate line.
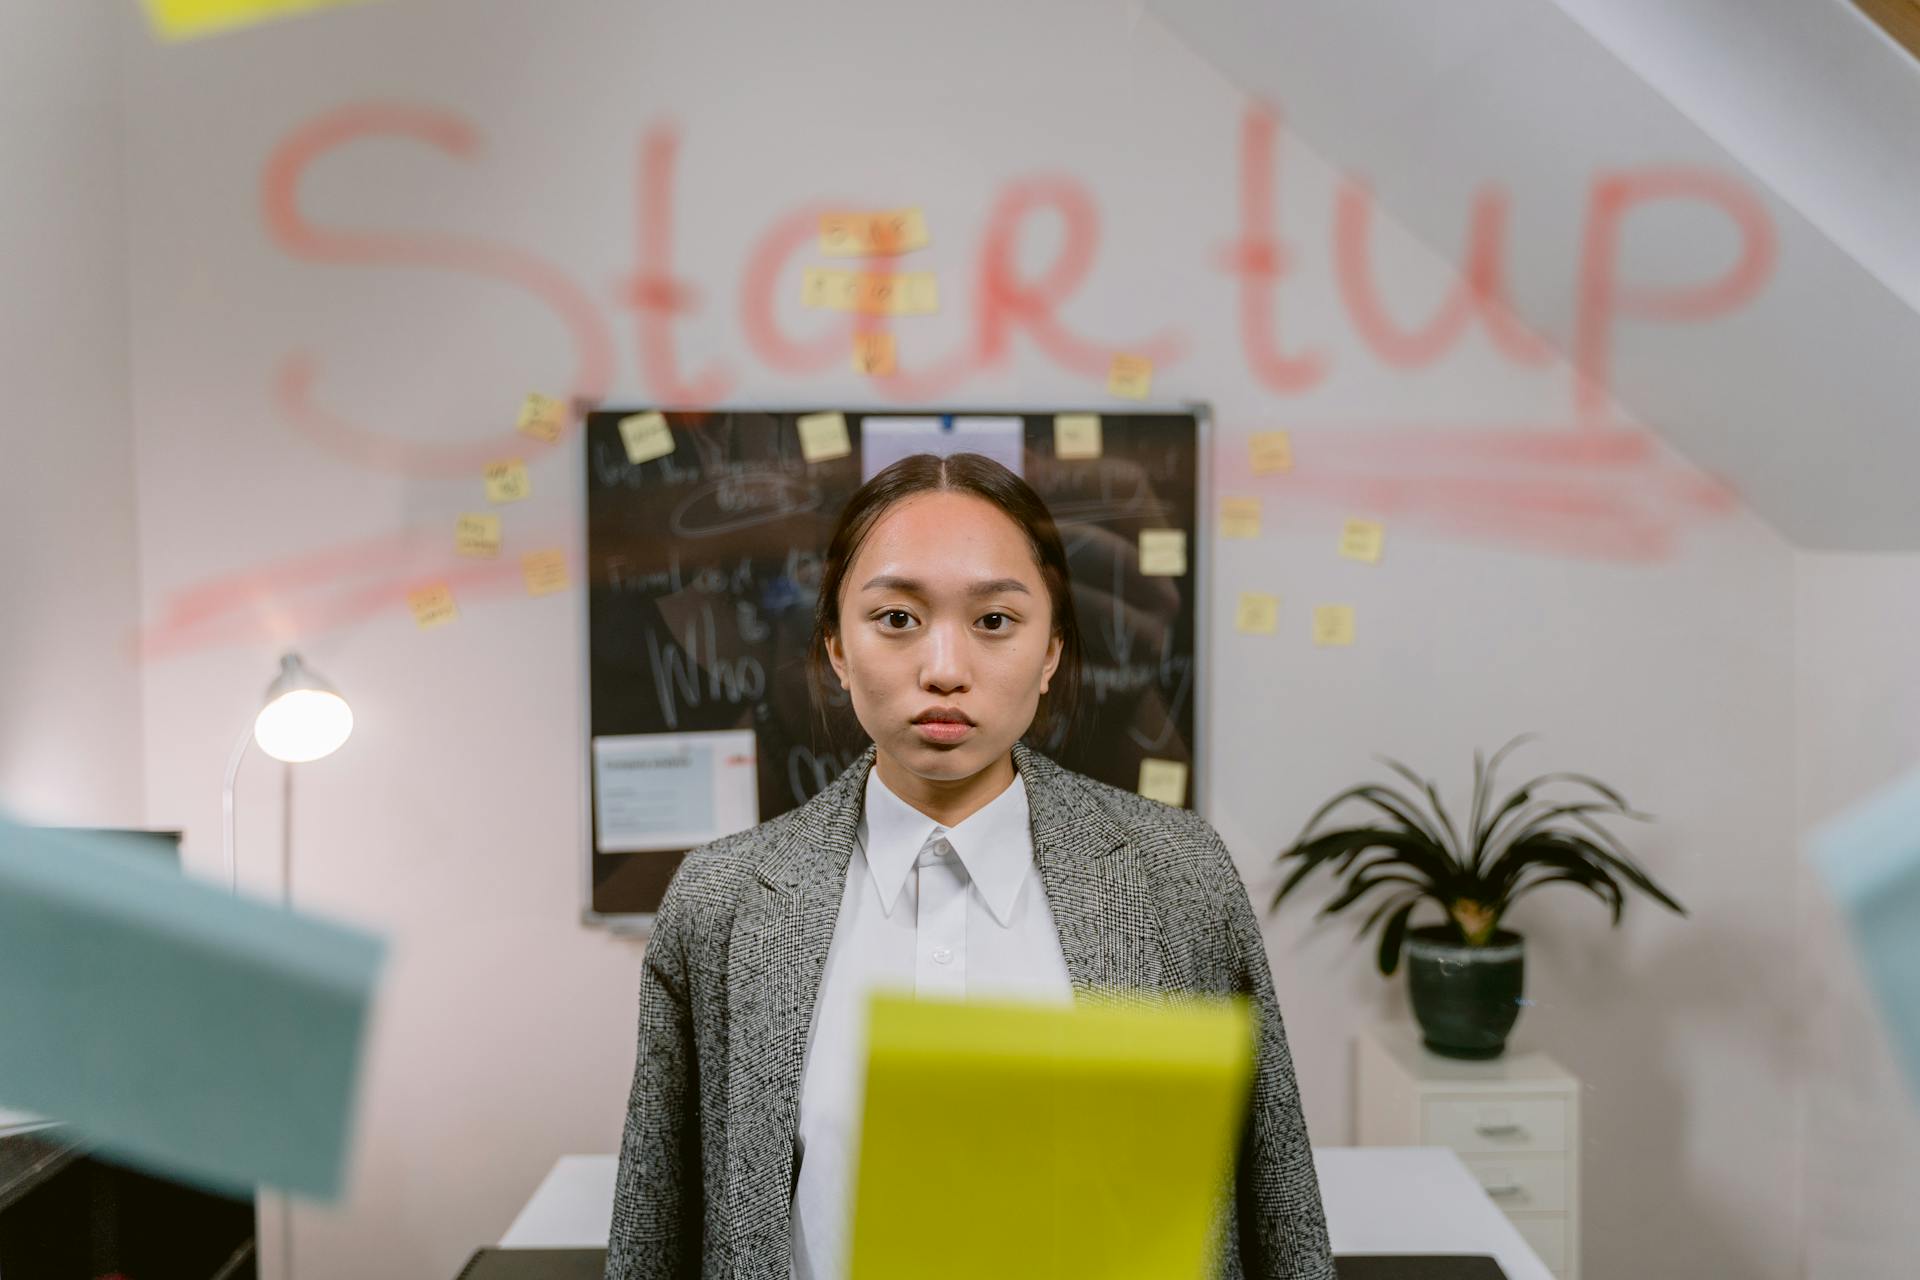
[913, 720, 974, 745]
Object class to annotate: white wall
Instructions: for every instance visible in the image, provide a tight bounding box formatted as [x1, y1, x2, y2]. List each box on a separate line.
[117, 2, 1802, 1277]
[1795, 553, 1920, 1280]
[0, 2, 143, 825]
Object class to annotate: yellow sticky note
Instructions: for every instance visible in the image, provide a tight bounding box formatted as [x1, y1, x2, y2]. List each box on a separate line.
[515, 392, 566, 444]
[454, 513, 501, 559]
[407, 584, 457, 630]
[1249, 430, 1294, 475]
[1235, 592, 1279, 635]
[1138, 529, 1187, 577]
[820, 208, 930, 257]
[483, 459, 530, 504]
[522, 549, 569, 597]
[801, 268, 939, 316]
[1108, 353, 1153, 401]
[852, 332, 897, 376]
[797, 411, 852, 463]
[1313, 604, 1355, 647]
[850, 994, 1251, 1280]
[1339, 519, 1385, 563]
[618, 411, 675, 465]
[1053, 414, 1102, 460]
[1138, 758, 1190, 807]
[141, 0, 377, 42]
[1220, 497, 1262, 539]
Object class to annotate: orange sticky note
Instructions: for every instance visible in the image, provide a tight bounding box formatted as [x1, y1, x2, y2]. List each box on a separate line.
[1138, 758, 1189, 807]
[618, 411, 675, 465]
[1235, 592, 1279, 635]
[515, 393, 566, 444]
[1339, 519, 1385, 563]
[483, 459, 530, 504]
[1108, 354, 1153, 401]
[1313, 605, 1355, 647]
[801, 268, 939, 315]
[455, 513, 501, 559]
[522, 549, 569, 597]
[819, 208, 930, 257]
[797, 411, 852, 463]
[408, 584, 457, 630]
[1053, 414, 1102, 460]
[1138, 529, 1187, 577]
[1250, 431, 1293, 475]
[1220, 497, 1261, 539]
[852, 332, 897, 376]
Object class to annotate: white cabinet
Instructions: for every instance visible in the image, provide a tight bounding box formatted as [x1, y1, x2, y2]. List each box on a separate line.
[1354, 1024, 1581, 1280]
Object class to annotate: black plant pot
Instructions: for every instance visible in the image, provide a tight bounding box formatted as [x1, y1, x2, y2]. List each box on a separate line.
[1406, 926, 1525, 1059]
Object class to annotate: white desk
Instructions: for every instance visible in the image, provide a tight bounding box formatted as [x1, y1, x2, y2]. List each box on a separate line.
[502, 1147, 1553, 1279]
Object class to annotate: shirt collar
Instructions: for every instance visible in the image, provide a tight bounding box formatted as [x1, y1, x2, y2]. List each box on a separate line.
[858, 764, 1034, 928]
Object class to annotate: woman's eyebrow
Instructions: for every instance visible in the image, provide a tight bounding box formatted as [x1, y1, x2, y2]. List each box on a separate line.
[859, 574, 1032, 598]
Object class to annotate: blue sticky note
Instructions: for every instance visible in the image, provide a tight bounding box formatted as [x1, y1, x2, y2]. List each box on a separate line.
[1810, 767, 1920, 1101]
[0, 816, 386, 1199]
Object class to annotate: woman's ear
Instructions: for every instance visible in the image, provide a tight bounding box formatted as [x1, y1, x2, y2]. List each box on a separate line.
[826, 630, 848, 686]
[1039, 630, 1063, 693]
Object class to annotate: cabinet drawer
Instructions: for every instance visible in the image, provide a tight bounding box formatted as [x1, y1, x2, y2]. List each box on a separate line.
[1461, 1152, 1567, 1213]
[1423, 1096, 1567, 1153]
[1510, 1211, 1567, 1272]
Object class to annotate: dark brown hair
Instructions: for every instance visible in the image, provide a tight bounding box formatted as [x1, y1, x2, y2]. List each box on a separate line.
[807, 452, 1083, 754]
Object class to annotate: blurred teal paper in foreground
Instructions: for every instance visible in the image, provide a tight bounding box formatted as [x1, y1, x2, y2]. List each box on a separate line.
[0, 814, 386, 1199]
[1810, 765, 1920, 1103]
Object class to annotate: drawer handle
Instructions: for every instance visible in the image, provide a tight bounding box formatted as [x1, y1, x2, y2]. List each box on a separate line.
[1474, 1122, 1525, 1138]
[1481, 1182, 1524, 1199]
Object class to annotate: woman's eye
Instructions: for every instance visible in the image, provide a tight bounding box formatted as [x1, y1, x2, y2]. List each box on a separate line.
[980, 613, 1010, 631]
[879, 610, 914, 630]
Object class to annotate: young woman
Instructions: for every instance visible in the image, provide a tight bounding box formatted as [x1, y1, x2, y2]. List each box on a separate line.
[607, 453, 1334, 1280]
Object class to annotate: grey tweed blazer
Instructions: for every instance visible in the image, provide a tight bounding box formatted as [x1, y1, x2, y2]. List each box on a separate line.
[607, 740, 1335, 1280]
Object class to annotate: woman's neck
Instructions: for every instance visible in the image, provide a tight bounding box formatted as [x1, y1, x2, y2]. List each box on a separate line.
[873, 748, 1018, 829]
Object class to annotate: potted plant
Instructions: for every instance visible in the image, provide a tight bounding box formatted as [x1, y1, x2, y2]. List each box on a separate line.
[1271, 736, 1686, 1059]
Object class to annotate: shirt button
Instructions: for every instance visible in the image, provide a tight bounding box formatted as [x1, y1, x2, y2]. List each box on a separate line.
[931, 947, 954, 965]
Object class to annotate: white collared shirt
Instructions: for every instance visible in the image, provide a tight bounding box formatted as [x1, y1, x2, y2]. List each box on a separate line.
[789, 763, 1075, 1280]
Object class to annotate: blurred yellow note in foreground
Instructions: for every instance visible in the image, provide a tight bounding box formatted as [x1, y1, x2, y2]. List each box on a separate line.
[483, 459, 530, 504]
[455, 513, 500, 559]
[1249, 430, 1293, 474]
[516, 392, 567, 443]
[1313, 604, 1355, 647]
[142, 0, 378, 42]
[1138, 528, 1187, 577]
[1138, 757, 1190, 807]
[1220, 496, 1262, 539]
[797, 411, 852, 463]
[850, 993, 1253, 1280]
[618, 411, 675, 465]
[1053, 413, 1102, 460]
[1338, 518, 1385, 563]
[1108, 353, 1153, 400]
[1235, 591, 1279, 635]
[522, 549, 569, 597]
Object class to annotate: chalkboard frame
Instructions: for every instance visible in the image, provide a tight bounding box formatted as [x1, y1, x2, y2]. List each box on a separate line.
[580, 405, 1212, 931]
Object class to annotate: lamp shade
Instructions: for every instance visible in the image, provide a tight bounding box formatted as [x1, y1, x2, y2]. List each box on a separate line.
[252, 654, 353, 764]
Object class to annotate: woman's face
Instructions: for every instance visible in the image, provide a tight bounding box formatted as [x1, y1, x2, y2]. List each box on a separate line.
[826, 491, 1063, 783]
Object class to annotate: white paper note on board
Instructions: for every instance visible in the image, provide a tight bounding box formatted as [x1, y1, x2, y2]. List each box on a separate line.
[592, 730, 758, 852]
[860, 416, 1025, 483]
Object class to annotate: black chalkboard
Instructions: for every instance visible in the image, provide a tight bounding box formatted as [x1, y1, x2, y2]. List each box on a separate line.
[584, 408, 1204, 921]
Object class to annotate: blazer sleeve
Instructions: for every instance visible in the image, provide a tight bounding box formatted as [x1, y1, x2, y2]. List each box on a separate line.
[1210, 833, 1338, 1280]
[606, 872, 703, 1280]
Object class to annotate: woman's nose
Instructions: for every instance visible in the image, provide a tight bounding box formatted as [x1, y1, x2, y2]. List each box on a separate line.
[920, 620, 970, 689]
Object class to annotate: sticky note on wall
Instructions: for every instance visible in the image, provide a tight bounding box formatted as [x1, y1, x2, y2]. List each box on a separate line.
[1138, 529, 1187, 577]
[522, 549, 569, 597]
[852, 332, 897, 376]
[1220, 497, 1261, 539]
[0, 817, 386, 1198]
[1249, 431, 1293, 475]
[455, 514, 501, 559]
[1138, 758, 1190, 807]
[1312, 604, 1355, 647]
[408, 584, 457, 629]
[1339, 519, 1385, 563]
[802, 268, 939, 315]
[483, 459, 530, 504]
[1235, 592, 1278, 635]
[797, 412, 852, 463]
[820, 209, 930, 256]
[1108, 354, 1153, 401]
[618, 412, 675, 465]
[1053, 414, 1102, 460]
[515, 393, 567, 444]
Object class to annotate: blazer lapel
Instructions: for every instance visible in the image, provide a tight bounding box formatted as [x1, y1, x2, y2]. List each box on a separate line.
[1014, 741, 1170, 995]
[724, 744, 874, 1274]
